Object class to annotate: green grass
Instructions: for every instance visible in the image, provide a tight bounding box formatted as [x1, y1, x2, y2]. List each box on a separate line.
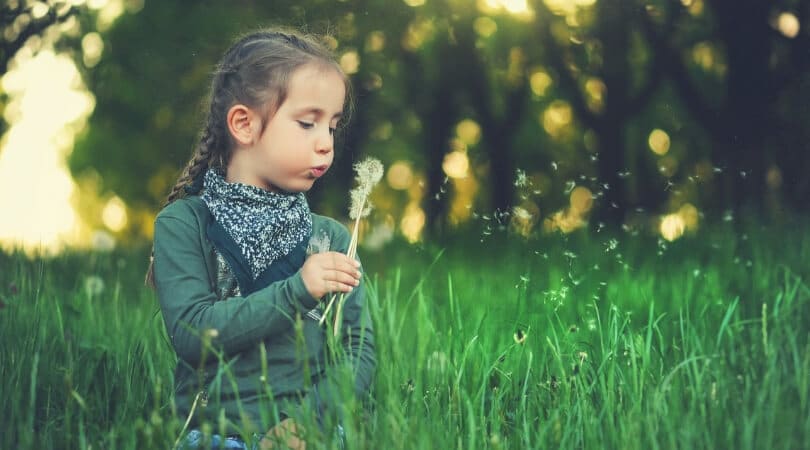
[1, 219, 809, 449]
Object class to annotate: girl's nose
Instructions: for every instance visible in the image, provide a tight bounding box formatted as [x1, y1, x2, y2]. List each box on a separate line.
[316, 131, 333, 154]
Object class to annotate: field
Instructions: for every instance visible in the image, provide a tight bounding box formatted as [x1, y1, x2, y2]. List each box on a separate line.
[1, 219, 809, 449]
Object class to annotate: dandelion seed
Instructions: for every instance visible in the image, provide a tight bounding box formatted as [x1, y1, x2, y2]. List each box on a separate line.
[514, 169, 528, 187]
[551, 161, 558, 171]
[307, 230, 331, 255]
[564, 180, 576, 194]
[512, 206, 532, 221]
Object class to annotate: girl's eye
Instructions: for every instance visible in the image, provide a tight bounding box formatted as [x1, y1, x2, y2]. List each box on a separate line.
[297, 121, 314, 129]
[329, 127, 337, 135]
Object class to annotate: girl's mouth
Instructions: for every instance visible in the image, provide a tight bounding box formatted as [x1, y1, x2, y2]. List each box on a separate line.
[310, 165, 329, 178]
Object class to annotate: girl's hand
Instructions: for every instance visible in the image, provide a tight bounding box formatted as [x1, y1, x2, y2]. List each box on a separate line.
[260, 418, 305, 449]
[300, 251, 361, 300]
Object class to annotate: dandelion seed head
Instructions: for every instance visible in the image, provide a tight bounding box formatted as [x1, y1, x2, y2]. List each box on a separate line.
[349, 158, 384, 219]
[307, 230, 331, 255]
[83, 276, 105, 297]
[354, 158, 384, 194]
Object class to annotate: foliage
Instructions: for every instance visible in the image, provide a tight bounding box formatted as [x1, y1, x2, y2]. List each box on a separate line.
[66, 0, 810, 239]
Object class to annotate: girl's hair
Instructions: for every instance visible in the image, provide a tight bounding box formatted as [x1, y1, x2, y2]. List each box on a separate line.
[145, 27, 353, 288]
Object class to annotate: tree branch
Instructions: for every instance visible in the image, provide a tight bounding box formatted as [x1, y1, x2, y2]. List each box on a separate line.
[1, 3, 79, 74]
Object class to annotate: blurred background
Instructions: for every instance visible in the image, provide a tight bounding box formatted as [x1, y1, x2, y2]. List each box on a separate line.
[1, 0, 808, 253]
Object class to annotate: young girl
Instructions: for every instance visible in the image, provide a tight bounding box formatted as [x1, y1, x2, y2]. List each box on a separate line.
[146, 29, 376, 449]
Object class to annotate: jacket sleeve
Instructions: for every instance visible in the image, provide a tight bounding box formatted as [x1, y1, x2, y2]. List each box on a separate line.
[153, 213, 320, 366]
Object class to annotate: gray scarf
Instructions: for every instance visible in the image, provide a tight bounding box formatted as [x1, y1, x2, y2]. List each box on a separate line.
[200, 169, 312, 280]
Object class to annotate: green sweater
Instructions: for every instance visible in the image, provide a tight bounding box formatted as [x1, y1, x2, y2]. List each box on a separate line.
[153, 195, 376, 435]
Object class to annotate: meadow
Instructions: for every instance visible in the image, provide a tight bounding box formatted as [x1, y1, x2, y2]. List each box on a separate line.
[1, 218, 808, 449]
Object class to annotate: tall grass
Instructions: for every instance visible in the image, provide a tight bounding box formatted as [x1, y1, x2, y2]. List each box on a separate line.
[1, 220, 808, 449]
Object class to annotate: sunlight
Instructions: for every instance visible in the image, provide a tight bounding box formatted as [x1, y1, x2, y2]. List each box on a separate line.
[0, 50, 93, 252]
[543, 0, 596, 18]
[0, 0, 128, 253]
[478, 0, 534, 19]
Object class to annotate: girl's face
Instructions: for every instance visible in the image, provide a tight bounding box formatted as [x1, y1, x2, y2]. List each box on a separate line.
[237, 64, 346, 193]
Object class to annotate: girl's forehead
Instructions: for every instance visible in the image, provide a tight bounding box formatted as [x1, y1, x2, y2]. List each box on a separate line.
[282, 65, 346, 115]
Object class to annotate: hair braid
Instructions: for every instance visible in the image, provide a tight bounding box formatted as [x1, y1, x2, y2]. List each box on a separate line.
[145, 118, 220, 288]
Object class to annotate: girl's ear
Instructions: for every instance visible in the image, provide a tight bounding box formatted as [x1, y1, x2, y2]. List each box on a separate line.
[226, 104, 260, 146]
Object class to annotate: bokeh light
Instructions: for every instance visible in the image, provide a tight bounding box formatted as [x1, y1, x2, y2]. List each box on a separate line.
[102, 196, 128, 232]
[443, 151, 470, 179]
[456, 119, 481, 146]
[648, 129, 671, 155]
[530, 68, 552, 97]
[387, 161, 414, 190]
[400, 203, 425, 242]
[340, 50, 360, 74]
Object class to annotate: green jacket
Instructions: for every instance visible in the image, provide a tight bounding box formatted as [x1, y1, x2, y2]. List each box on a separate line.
[153, 195, 376, 435]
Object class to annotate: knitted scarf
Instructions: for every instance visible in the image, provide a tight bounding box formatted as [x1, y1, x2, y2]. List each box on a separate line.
[200, 169, 312, 280]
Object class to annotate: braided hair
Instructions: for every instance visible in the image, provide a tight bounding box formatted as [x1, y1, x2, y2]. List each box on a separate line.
[145, 28, 352, 288]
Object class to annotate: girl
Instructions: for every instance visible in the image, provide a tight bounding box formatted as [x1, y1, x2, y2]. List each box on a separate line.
[145, 29, 376, 449]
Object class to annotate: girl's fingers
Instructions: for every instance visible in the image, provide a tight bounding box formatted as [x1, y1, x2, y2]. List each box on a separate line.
[325, 252, 361, 271]
[324, 261, 361, 281]
[326, 270, 361, 287]
[326, 279, 354, 293]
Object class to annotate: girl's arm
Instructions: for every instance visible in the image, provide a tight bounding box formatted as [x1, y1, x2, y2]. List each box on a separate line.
[153, 213, 320, 366]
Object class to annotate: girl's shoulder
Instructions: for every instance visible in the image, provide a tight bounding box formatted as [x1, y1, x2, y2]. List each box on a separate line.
[155, 196, 210, 229]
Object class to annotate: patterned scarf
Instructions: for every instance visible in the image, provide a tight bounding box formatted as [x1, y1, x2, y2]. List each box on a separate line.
[201, 169, 312, 280]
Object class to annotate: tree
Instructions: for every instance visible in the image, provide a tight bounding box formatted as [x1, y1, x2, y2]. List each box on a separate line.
[528, 0, 667, 224]
[641, 0, 810, 215]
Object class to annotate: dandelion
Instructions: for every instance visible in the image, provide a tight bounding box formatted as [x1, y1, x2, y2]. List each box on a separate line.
[321, 157, 385, 335]
[83, 275, 105, 298]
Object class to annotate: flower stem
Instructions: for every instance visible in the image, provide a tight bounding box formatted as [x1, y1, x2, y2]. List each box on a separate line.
[320, 196, 365, 332]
